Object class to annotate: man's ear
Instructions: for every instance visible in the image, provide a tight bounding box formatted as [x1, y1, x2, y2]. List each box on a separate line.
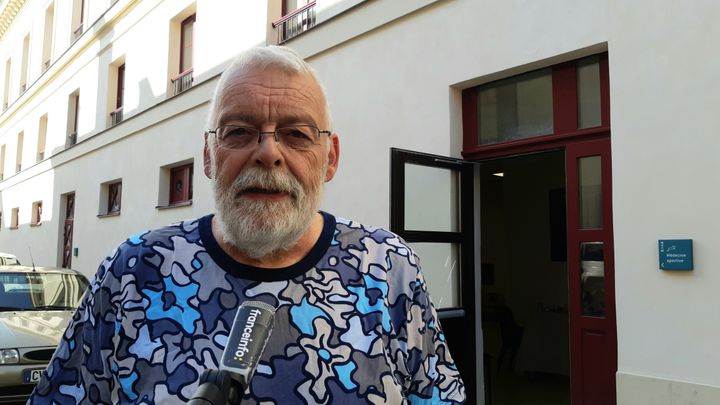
[203, 132, 213, 179]
[324, 134, 340, 182]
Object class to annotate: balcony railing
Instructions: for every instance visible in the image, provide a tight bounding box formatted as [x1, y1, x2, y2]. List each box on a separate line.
[171, 68, 193, 95]
[42, 59, 50, 72]
[71, 23, 83, 43]
[19, 83, 26, 94]
[272, 1, 317, 44]
[68, 131, 77, 146]
[110, 106, 123, 126]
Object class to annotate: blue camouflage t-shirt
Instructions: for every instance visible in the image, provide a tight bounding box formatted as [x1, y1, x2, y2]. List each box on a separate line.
[30, 212, 465, 404]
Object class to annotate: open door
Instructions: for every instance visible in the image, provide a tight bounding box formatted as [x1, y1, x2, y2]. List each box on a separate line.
[566, 138, 617, 405]
[390, 148, 478, 403]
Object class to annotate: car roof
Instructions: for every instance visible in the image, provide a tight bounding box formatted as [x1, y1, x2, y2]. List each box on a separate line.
[0, 265, 86, 278]
[0, 252, 18, 258]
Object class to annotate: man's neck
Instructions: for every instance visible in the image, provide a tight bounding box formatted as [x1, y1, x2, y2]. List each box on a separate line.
[210, 212, 324, 269]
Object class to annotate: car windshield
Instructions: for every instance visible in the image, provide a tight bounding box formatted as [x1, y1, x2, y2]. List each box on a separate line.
[0, 272, 88, 311]
[3, 256, 19, 265]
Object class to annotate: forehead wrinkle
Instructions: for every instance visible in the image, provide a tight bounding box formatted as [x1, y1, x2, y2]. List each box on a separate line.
[217, 79, 327, 128]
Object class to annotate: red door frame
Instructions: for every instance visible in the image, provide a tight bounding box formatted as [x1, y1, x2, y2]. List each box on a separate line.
[461, 53, 616, 404]
[566, 138, 616, 405]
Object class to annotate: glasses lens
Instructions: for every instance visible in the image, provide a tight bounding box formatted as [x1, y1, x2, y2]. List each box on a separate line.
[277, 126, 318, 150]
[218, 126, 257, 150]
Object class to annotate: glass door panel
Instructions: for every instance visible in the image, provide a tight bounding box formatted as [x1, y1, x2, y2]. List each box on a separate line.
[404, 163, 459, 232]
[580, 241, 605, 317]
[579, 156, 603, 229]
[408, 242, 460, 308]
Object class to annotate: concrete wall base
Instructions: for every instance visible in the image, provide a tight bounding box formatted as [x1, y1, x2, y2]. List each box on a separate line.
[618, 372, 720, 405]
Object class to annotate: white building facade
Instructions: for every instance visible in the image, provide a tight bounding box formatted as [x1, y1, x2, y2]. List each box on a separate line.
[0, 0, 718, 404]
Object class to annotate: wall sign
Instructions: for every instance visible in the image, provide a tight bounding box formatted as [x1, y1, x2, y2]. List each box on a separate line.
[658, 239, 693, 271]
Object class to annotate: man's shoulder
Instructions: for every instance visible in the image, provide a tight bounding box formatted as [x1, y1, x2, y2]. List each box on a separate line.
[334, 216, 401, 242]
[114, 215, 209, 255]
[332, 215, 415, 257]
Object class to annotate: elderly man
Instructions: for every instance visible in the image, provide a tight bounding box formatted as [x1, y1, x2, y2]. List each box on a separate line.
[30, 46, 465, 404]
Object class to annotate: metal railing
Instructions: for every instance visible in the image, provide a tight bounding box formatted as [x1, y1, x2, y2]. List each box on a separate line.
[272, 2, 317, 44]
[42, 59, 50, 72]
[171, 68, 193, 95]
[110, 107, 123, 126]
[68, 131, 77, 146]
[71, 23, 83, 43]
[19, 83, 26, 94]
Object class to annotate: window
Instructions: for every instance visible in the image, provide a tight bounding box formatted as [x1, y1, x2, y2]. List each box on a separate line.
[67, 91, 80, 146]
[3, 58, 11, 110]
[71, 0, 85, 42]
[20, 34, 30, 94]
[16, 132, 24, 173]
[475, 68, 554, 145]
[108, 182, 122, 213]
[169, 163, 193, 205]
[37, 115, 48, 161]
[10, 207, 19, 229]
[99, 180, 122, 216]
[31, 201, 42, 226]
[0, 145, 5, 180]
[462, 53, 609, 158]
[273, 0, 316, 44]
[577, 55, 602, 128]
[42, 4, 55, 72]
[111, 64, 125, 125]
[171, 14, 195, 95]
[283, 0, 311, 15]
[180, 15, 195, 74]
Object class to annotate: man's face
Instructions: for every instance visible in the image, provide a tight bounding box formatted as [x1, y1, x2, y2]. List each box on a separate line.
[204, 68, 339, 259]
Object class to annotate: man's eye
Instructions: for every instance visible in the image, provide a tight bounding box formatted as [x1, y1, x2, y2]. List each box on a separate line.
[285, 129, 311, 139]
[224, 127, 255, 138]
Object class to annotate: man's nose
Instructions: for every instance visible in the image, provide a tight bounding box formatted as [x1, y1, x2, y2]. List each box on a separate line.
[253, 131, 284, 168]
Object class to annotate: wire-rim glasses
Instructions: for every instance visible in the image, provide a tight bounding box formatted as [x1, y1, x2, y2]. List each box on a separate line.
[208, 125, 331, 151]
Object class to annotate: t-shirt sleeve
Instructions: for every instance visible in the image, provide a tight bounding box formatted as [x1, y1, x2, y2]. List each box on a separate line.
[403, 262, 466, 404]
[29, 251, 123, 405]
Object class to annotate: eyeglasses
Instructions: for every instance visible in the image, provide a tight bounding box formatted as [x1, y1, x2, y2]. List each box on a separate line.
[208, 125, 331, 151]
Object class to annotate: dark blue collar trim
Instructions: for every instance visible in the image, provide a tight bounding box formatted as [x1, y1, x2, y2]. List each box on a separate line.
[199, 211, 335, 282]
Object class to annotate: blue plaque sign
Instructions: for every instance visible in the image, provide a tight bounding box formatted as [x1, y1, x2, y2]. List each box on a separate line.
[659, 239, 693, 271]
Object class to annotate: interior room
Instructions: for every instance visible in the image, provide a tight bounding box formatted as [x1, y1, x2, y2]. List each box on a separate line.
[480, 150, 570, 405]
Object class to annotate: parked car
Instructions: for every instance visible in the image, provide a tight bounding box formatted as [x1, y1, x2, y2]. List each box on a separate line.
[0, 265, 89, 403]
[0, 253, 20, 266]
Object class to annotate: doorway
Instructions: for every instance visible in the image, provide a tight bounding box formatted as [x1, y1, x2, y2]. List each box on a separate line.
[61, 192, 75, 268]
[480, 150, 570, 405]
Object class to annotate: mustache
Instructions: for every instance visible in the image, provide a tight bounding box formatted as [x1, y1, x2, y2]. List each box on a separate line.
[227, 167, 303, 201]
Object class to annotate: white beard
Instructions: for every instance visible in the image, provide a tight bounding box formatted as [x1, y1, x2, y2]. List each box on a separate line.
[212, 165, 324, 260]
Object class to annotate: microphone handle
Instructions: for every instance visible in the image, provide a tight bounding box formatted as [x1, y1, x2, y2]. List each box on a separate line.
[187, 369, 245, 405]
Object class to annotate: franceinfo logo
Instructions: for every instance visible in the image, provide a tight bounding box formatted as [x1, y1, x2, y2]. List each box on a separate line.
[234, 308, 262, 362]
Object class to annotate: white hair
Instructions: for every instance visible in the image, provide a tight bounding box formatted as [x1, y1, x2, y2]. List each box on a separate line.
[205, 46, 333, 131]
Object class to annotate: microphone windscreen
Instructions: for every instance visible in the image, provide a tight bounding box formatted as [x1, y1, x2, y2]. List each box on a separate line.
[220, 301, 276, 389]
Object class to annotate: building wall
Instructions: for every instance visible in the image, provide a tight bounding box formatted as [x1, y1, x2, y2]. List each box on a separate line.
[608, 0, 720, 403]
[1, 0, 719, 404]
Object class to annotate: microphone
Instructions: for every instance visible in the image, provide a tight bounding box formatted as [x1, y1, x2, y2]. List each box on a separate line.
[188, 301, 276, 405]
[220, 301, 276, 388]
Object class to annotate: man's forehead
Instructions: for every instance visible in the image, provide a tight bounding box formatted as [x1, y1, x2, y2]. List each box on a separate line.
[216, 68, 328, 126]
[223, 67, 319, 93]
